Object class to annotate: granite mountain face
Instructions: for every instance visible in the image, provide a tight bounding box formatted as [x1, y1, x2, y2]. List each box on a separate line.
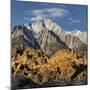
[11, 18, 87, 56]
[12, 25, 40, 49]
[66, 31, 87, 45]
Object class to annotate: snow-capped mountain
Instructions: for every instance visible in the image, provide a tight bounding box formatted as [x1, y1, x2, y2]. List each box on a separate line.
[66, 30, 87, 44]
[12, 25, 40, 49]
[11, 18, 87, 56]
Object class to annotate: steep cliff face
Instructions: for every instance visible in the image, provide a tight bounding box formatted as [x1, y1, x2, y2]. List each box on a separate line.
[12, 25, 40, 49]
[66, 31, 87, 44]
[11, 18, 87, 56]
[64, 34, 87, 55]
[36, 29, 68, 55]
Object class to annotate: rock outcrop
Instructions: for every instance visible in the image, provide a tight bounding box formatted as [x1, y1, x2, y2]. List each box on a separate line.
[12, 48, 87, 89]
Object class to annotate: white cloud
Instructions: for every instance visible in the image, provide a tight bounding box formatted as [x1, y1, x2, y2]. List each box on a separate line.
[24, 17, 31, 21]
[31, 15, 44, 21]
[25, 8, 70, 21]
[68, 17, 80, 24]
[32, 10, 44, 15]
[45, 8, 69, 17]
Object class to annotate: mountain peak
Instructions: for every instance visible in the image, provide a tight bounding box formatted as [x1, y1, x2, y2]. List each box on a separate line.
[66, 30, 87, 44]
[43, 18, 53, 23]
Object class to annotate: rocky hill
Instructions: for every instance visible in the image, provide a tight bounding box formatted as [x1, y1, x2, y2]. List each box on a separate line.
[12, 48, 87, 89]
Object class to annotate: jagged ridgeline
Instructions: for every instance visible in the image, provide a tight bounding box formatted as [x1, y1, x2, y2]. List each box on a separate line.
[11, 18, 87, 89]
[11, 18, 87, 58]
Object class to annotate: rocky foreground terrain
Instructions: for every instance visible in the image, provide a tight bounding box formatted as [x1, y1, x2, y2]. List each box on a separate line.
[12, 48, 87, 89]
[11, 18, 87, 89]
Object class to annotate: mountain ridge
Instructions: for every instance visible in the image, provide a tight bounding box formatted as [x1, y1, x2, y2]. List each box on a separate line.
[11, 18, 87, 56]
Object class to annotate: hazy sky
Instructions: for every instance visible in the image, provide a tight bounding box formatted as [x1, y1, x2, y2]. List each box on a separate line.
[11, 0, 88, 32]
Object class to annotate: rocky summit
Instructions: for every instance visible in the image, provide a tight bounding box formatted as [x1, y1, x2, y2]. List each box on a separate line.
[11, 18, 87, 89]
[12, 18, 87, 56]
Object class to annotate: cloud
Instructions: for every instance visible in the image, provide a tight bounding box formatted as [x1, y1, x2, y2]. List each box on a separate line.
[44, 8, 69, 17]
[25, 8, 70, 21]
[68, 18, 80, 24]
[32, 10, 44, 15]
[31, 15, 44, 21]
[24, 17, 31, 21]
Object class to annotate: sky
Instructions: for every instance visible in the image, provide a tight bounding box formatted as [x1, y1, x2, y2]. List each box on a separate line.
[11, 0, 88, 32]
